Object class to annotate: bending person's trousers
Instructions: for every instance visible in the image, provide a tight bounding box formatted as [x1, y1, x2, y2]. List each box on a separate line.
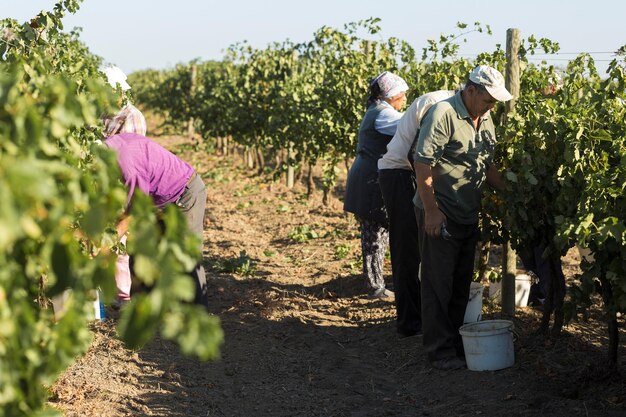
[176, 173, 209, 307]
[379, 168, 422, 335]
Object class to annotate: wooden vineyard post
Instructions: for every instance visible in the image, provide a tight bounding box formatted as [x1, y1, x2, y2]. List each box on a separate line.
[245, 146, 255, 169]
[188, 63, 197, 140]
[286, 50, 299, 189]
[501, 28, 521, 315]
[223, 135, 229, 155]
[287, 142, 295, 188]
[306, 161, 315, 197]
[501, 243, 517, 315]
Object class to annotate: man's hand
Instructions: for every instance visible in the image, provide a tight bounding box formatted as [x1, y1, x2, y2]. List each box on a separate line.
[414, 161, 447, 238]
[424, 208, 447, 238]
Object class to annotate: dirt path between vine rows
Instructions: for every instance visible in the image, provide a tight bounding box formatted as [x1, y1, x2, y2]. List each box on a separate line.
[50, 135, 625, 417]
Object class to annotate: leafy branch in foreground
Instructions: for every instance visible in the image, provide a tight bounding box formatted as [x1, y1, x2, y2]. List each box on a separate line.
[0, 2, 223, 416]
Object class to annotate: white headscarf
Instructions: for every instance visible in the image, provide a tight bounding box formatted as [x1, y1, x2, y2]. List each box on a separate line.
[101, 65, 131, 91]
[372, 71, 408, 98]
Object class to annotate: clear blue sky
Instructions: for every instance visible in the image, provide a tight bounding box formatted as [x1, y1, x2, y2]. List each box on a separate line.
[3, 0, 625, 75]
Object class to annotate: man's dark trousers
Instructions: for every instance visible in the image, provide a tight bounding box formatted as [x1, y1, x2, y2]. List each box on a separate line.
[416, 207, 479, 361]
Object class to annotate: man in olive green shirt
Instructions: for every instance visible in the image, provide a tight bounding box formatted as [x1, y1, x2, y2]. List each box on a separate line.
[413, 65, 511, 370]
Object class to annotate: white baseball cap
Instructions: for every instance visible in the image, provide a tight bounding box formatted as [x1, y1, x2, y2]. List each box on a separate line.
[469, 65, 513, 102]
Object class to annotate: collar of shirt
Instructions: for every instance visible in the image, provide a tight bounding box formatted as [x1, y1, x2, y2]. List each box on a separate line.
[376, 99, 394, 110]
[451, 91, 490, 122]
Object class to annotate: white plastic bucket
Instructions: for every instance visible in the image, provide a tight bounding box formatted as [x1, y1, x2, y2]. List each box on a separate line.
[463, 282, 484, 323]
[52, 289, 105, 321]
[92, 290, 106, 321]
[514, 274, 532, 307]
[487, 275, 533, 307]
[459, 319, 515, 371]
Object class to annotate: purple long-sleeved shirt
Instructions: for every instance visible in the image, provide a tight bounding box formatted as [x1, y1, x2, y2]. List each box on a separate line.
[105, 133, 194, 208]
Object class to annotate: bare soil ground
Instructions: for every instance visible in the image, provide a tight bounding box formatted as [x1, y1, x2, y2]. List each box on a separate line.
[49, 135, 626, 417]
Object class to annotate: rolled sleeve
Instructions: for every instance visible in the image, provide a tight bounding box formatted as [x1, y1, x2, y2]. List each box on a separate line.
[413, 111, 450, 166]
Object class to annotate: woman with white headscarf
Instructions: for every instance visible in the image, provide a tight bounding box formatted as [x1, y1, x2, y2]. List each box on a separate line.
[344, 71, 408, 298]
